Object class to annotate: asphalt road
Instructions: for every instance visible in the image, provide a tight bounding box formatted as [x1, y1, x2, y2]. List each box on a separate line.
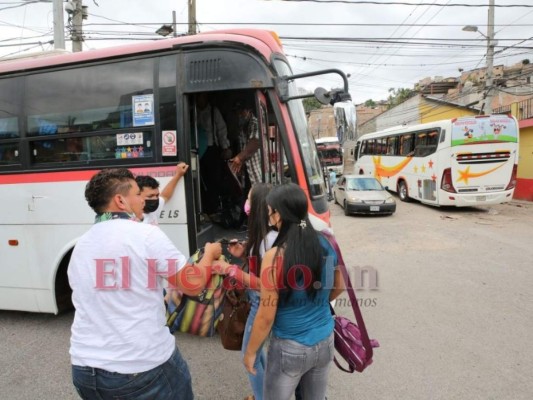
[1, 197, 532, 399]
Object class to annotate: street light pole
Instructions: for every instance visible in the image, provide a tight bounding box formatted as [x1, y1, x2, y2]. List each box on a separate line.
[484, 0, 495, 114]
[188, 0, 197, 35]
[462, 0, 496, 115]
[52, 0, 65, 49]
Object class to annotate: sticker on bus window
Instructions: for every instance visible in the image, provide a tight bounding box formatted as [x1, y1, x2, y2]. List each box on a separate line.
[132, 94, 155, 127]
[117, 132, 144, 146]
[162, 130, 177, 156]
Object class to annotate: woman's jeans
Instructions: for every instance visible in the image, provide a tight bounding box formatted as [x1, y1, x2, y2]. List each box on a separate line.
[242, 290, 267, 400]
[264, 333, 334, 400]
[72, 347, 193, 400]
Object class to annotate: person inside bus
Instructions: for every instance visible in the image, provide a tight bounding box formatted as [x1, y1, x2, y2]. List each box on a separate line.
[135, 162, 189, 225]
[69, 167, 221, 400]
[229, 101, 261, 188]
[196, 92, 233, 216]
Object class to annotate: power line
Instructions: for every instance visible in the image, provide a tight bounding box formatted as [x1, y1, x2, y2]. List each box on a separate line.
[276, 1, 533, 7]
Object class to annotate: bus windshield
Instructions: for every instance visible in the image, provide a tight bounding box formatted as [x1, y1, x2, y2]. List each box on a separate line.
[274, 59, 325, 198]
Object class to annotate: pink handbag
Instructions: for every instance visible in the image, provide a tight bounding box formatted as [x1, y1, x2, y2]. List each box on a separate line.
[322, 231, 380, 373]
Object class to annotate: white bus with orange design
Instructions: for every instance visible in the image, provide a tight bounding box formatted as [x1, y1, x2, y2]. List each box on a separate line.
[353, 115, 519, 206]
[0, 29, 354, 313]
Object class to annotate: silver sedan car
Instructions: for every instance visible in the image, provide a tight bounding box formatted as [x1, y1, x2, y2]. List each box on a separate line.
[333, 175, 396, 216]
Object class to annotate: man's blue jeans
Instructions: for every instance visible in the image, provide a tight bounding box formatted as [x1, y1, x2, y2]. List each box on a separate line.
[72, 347, 193, 400]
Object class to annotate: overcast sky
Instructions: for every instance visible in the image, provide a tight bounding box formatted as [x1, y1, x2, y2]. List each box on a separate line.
[1, 0, 532, 104]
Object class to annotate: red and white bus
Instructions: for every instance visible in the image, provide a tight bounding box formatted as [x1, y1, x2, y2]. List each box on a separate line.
[315, 137, 343, 176]
[354, 115, 519, 207]
[0, 29, 352, 313]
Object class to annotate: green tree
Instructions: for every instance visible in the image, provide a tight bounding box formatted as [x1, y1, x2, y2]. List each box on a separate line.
[303, 97, 323, 114]
[364, 99, 376, 108]
[387, 87, 413, 109]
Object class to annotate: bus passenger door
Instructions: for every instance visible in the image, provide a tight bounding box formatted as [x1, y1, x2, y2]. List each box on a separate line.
[188, 95, 214, 248]
[255, 91, 287, 185]
[255, 91, 269, 184]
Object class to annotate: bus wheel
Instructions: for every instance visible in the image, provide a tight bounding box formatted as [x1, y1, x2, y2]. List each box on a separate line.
[398, 181, 410, 202]
[55, 250, 74, 313]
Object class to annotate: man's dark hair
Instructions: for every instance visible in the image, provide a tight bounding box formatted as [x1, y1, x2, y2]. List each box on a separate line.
[135, 175, 160, 191]
[85, 168, 135, 213]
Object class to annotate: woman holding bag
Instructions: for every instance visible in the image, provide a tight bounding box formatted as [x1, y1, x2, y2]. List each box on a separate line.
[217, 182, 276, 400]
[243, 183, 344, 400]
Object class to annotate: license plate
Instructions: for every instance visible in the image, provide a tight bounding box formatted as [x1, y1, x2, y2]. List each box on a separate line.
[370, 206, 380, 212]
[476, 196, 486, 201]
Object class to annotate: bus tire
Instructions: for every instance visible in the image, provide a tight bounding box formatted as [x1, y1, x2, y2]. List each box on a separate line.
[55, 249, 74, 313]
[398, 180, 410, 202]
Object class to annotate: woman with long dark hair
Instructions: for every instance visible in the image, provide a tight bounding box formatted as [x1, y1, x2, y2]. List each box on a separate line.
[218, 183, 276, 400]
[243, 183, 344, 400]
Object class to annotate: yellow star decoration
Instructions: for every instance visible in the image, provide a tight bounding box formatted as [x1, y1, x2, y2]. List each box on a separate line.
[414, 165, 418, 173]
[456, 164, 506, 185]
[421, 165, 426, 173]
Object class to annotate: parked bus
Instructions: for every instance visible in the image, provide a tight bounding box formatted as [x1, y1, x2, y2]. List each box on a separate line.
[0, 29, 351, 313]
[315, 136, 343, 175]
[353, 115, 519, 206]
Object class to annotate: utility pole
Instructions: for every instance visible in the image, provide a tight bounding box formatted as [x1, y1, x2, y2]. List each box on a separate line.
[52, 0, 65, 49]
[188, 0, 197, 35]
[484, 0, 495, 114]
[71, 0, 84, 52]
[172, 10, 178, 37]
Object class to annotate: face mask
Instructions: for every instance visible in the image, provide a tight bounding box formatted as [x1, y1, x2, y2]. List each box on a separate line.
[243, 199, 251, 216]
[144, 199, 159, 213]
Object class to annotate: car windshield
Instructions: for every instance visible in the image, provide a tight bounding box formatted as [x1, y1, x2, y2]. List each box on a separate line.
[347, 178, 383, 191]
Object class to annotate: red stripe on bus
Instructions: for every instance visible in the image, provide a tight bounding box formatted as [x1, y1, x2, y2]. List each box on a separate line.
[0, 166, 176, 185]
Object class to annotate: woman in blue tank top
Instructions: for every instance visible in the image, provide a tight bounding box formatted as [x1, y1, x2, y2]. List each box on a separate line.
[243, 183, 344, 400]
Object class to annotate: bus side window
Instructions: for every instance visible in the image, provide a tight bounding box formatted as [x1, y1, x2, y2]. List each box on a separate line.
[386, 136, 398, 155]
[354, 142, 361, 161]
[376, 138, 386, 155]
[0, 143, 19, 165]
[414, 130, 438, 157]
[366, 139, 375, 155]
[400, 134, 414, 156]
[439, 129, 446, 143]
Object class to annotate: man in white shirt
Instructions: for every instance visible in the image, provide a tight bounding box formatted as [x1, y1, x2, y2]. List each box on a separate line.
[136, 162, 189, 225]
[69, 167, 220, 400]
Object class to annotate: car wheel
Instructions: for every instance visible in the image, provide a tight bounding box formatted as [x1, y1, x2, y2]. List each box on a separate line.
[343, 200, 349, 216]
[398, 181, 410, 202]
[334, 192, 338, 205]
